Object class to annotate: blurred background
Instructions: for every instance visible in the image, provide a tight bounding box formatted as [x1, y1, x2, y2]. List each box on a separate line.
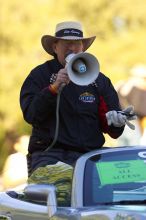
[1, 0, 146, 190]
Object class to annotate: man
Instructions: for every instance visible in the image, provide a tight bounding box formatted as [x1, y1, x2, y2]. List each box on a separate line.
[20, 21, 136, 176]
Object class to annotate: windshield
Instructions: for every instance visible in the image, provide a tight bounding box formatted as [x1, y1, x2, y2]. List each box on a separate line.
[83, 148, 146, 206]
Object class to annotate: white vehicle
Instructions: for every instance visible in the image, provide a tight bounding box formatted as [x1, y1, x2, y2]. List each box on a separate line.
[0, 146, 146, 220]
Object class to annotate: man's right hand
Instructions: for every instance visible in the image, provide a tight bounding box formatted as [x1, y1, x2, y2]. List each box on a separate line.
[53, 68, 70, 92]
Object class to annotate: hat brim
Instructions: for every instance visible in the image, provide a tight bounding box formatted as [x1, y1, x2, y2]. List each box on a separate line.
[41, 35, 96, 56]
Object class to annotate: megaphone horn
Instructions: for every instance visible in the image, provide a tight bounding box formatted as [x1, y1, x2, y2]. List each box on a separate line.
[65, 52, 100, 86]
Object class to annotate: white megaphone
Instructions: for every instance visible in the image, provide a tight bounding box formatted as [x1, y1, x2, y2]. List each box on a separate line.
[65, 52, 100, 86]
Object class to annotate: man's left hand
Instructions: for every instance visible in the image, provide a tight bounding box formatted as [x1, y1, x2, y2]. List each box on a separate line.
[106, 106, 137, 130]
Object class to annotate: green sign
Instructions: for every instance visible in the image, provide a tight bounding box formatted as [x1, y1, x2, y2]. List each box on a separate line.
[96, 160, 146, 186]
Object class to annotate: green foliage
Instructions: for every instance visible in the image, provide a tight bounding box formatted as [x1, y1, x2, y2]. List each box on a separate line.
[1, 0, 146, 171]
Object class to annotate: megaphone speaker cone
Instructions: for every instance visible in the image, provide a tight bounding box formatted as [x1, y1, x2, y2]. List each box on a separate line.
[66, 52, 99, 86]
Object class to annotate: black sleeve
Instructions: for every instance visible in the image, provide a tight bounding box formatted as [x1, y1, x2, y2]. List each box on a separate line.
[97, 73, 122, 111]
[97, 73, 125, 138]
[20, 70, 57, 126]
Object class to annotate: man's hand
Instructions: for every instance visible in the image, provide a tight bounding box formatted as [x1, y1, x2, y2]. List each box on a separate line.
[53, 68, 70, 92]
[106, 106, 137, 130]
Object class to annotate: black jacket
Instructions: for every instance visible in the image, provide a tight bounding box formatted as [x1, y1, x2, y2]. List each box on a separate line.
[20, 59, 124, 153]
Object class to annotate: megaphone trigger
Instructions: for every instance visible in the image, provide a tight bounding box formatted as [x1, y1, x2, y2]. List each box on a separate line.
[65, 52, 100, 86]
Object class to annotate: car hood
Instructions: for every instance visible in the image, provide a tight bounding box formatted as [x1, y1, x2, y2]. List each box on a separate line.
[52, 205, 146, 220]
[1, 192, 146, 220]
[79, 205, 146, 219]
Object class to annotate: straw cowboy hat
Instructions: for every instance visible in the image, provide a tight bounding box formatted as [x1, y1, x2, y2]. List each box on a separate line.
[41, 21, 96, 56]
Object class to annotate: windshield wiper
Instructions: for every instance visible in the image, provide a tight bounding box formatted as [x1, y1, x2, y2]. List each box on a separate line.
[101, 200, 146, 205]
